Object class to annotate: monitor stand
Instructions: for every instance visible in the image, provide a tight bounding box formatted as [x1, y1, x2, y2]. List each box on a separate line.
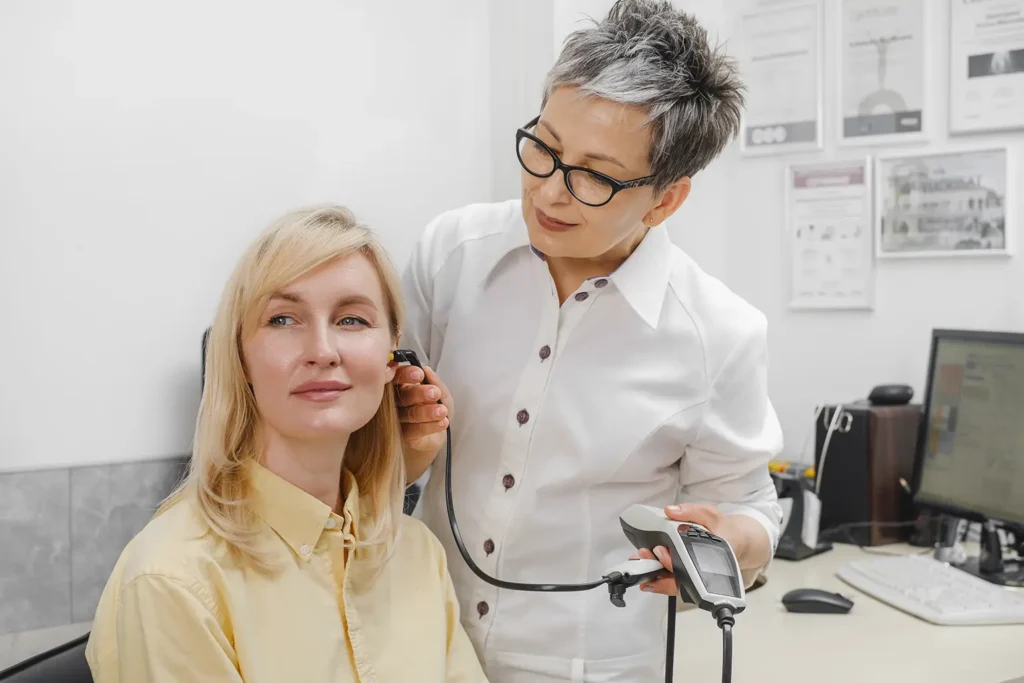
[953, 521, 1024, 588]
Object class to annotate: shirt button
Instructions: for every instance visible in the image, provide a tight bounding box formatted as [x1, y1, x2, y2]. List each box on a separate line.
[483, 539, 495, 555]
[575, 291, 589, 302]
[502, 474, 515, 490]
[539, 345, 551, 360]
[300, 544, 311, 555]
[516, 409, 529, 425]
[477, 601, 490, 617]
[325, 518, 337, 530]
[595, 278, 608, 288]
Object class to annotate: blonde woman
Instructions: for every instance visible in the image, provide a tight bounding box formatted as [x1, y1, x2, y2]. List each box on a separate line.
[85, 206, 487, 683]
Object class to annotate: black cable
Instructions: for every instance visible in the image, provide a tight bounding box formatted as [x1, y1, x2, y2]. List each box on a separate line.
[721, 622, 733, 683]
[665, 596, 676, 683]
[398, 350, 608, 592]
[442, 422, 609, 592]
[399, 348, 736, 682]
[714, 606, 735, 683]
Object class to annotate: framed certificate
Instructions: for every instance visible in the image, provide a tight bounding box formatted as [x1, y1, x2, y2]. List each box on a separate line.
[785, 159, 875, 310]
[837, 0, 931, 146]
[949, 0, 1024, 135]
[737, 1, 824, 155]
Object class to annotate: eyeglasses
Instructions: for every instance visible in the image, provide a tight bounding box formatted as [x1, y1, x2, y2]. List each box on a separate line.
[515, 116, 656, 207]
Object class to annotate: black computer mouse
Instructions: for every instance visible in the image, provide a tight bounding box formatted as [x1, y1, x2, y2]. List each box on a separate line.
[781, 588, 854, 614]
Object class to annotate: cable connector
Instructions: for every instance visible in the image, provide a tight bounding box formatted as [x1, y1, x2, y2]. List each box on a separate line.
[601, 558, 665, 608]
[713, 605, 735, 628]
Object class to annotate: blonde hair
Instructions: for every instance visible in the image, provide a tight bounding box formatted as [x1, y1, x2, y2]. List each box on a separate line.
[160, 205, 406, 573]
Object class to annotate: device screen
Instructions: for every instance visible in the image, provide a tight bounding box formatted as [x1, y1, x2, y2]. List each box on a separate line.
[689, 542, 741, 598]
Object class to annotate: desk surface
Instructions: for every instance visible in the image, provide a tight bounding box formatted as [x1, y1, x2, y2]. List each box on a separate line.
[673, 543, 1024, 683]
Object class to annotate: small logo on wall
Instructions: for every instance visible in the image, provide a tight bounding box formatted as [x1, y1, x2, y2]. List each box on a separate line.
[751, 126, 789, 145]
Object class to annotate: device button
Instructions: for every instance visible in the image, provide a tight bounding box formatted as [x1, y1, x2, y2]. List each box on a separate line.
[539, 345, 551, 360]
[574, 291, 589, 302]
[594, 278, 608, 288]
[502, 474, 515, 490]
[476, 601, 490, 617]
[516, 409, 530, 425]
[483, 539, 495, 555]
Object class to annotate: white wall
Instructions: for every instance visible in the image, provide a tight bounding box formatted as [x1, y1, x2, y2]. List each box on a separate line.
[721, 0, 1024, 460]
[0, 0, 491, 472]
[489, 0, 555, 202]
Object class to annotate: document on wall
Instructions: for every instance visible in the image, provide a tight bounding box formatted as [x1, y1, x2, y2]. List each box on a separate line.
[838, 0, 928, 145]
[949, 0, 1024, 134]
[737, 1, 822, 155]
[786, 160, 874, 310]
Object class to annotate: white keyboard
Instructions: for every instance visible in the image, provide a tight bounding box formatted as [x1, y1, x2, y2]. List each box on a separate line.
[836, 553, 1024, 626]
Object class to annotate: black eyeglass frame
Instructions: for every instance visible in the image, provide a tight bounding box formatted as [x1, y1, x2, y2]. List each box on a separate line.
[515, 116, 657, 207]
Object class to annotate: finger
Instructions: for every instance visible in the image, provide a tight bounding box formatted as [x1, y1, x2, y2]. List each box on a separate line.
[640, 576, 679, 596]
[402, 418, 449, 441]
[394, 365, 425, 385]
[653, 546, 673, 571]
[396, 382, 442, 407]
[420, 366, 453, 408]
[664, 503, 721, 531]
[636, 548, 657, 561]
[398, 403, 449, 424]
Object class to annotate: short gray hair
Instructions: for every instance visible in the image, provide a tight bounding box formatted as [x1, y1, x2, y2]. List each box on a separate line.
[543, 0, 744, 188]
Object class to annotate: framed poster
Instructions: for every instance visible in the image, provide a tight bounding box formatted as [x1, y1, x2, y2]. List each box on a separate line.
[785, 159, 875, 310]
[737, 1, 823, 156]
[874, 146, 1014, 258]
[949, 0, 1024, 135]
[838, 0, 930, 146]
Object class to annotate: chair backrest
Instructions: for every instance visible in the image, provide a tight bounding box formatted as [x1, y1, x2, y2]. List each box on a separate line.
[0, 633, 92, 683]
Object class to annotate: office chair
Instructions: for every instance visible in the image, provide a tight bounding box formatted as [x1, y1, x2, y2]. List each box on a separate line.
[0, 632, 92, 683]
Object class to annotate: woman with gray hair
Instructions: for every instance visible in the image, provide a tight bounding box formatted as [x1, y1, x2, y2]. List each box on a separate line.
[396, 1, 782, 681]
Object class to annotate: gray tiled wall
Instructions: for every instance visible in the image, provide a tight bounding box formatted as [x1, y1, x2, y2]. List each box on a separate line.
[0, 456, 188, 637]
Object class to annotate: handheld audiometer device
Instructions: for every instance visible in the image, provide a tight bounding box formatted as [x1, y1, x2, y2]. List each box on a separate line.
[620, 504, 745, 682]
[392, 349, 742, 683]
[619, 504, 746, 615]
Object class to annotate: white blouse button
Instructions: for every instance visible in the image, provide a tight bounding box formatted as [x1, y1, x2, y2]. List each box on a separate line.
[325, 518, 337, 530]
[300, 544, 311, 555]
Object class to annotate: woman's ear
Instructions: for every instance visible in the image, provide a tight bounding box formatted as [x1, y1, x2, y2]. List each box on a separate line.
[385, 350, 398, 383]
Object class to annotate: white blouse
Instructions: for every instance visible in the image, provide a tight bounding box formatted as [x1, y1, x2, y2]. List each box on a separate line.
[400, 199, 783, 683]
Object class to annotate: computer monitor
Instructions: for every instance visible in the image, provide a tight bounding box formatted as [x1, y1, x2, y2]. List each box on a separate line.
[912, 328, 1024, 585]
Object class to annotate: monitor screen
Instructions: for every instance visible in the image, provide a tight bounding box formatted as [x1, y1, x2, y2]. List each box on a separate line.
[916, 332, 1024, 527]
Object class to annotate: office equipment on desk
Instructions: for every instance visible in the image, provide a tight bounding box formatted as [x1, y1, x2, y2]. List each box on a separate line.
[772, 466, 832, 561]
[836, 553, 1024, 626]
[678, 542, 1024, 683]
[781, 588, 854, 614]
[909, 328, 1024, 587]
[836, 328, 1024, 626]
[814, 401, 921, 546]
[867, 383, 914, 406]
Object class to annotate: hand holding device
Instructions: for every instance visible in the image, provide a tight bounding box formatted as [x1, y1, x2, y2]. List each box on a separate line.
[620, 504, 745, 683]
[393, 358, 452, 466]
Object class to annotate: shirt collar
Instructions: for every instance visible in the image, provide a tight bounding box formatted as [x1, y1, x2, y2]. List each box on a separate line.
[607, 225, 672, 329]
[251, 463, 359, 559]
[486, 206, 672, 329]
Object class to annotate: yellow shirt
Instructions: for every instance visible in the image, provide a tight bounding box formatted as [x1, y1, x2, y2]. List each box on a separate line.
[85, 464, 488, 683]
